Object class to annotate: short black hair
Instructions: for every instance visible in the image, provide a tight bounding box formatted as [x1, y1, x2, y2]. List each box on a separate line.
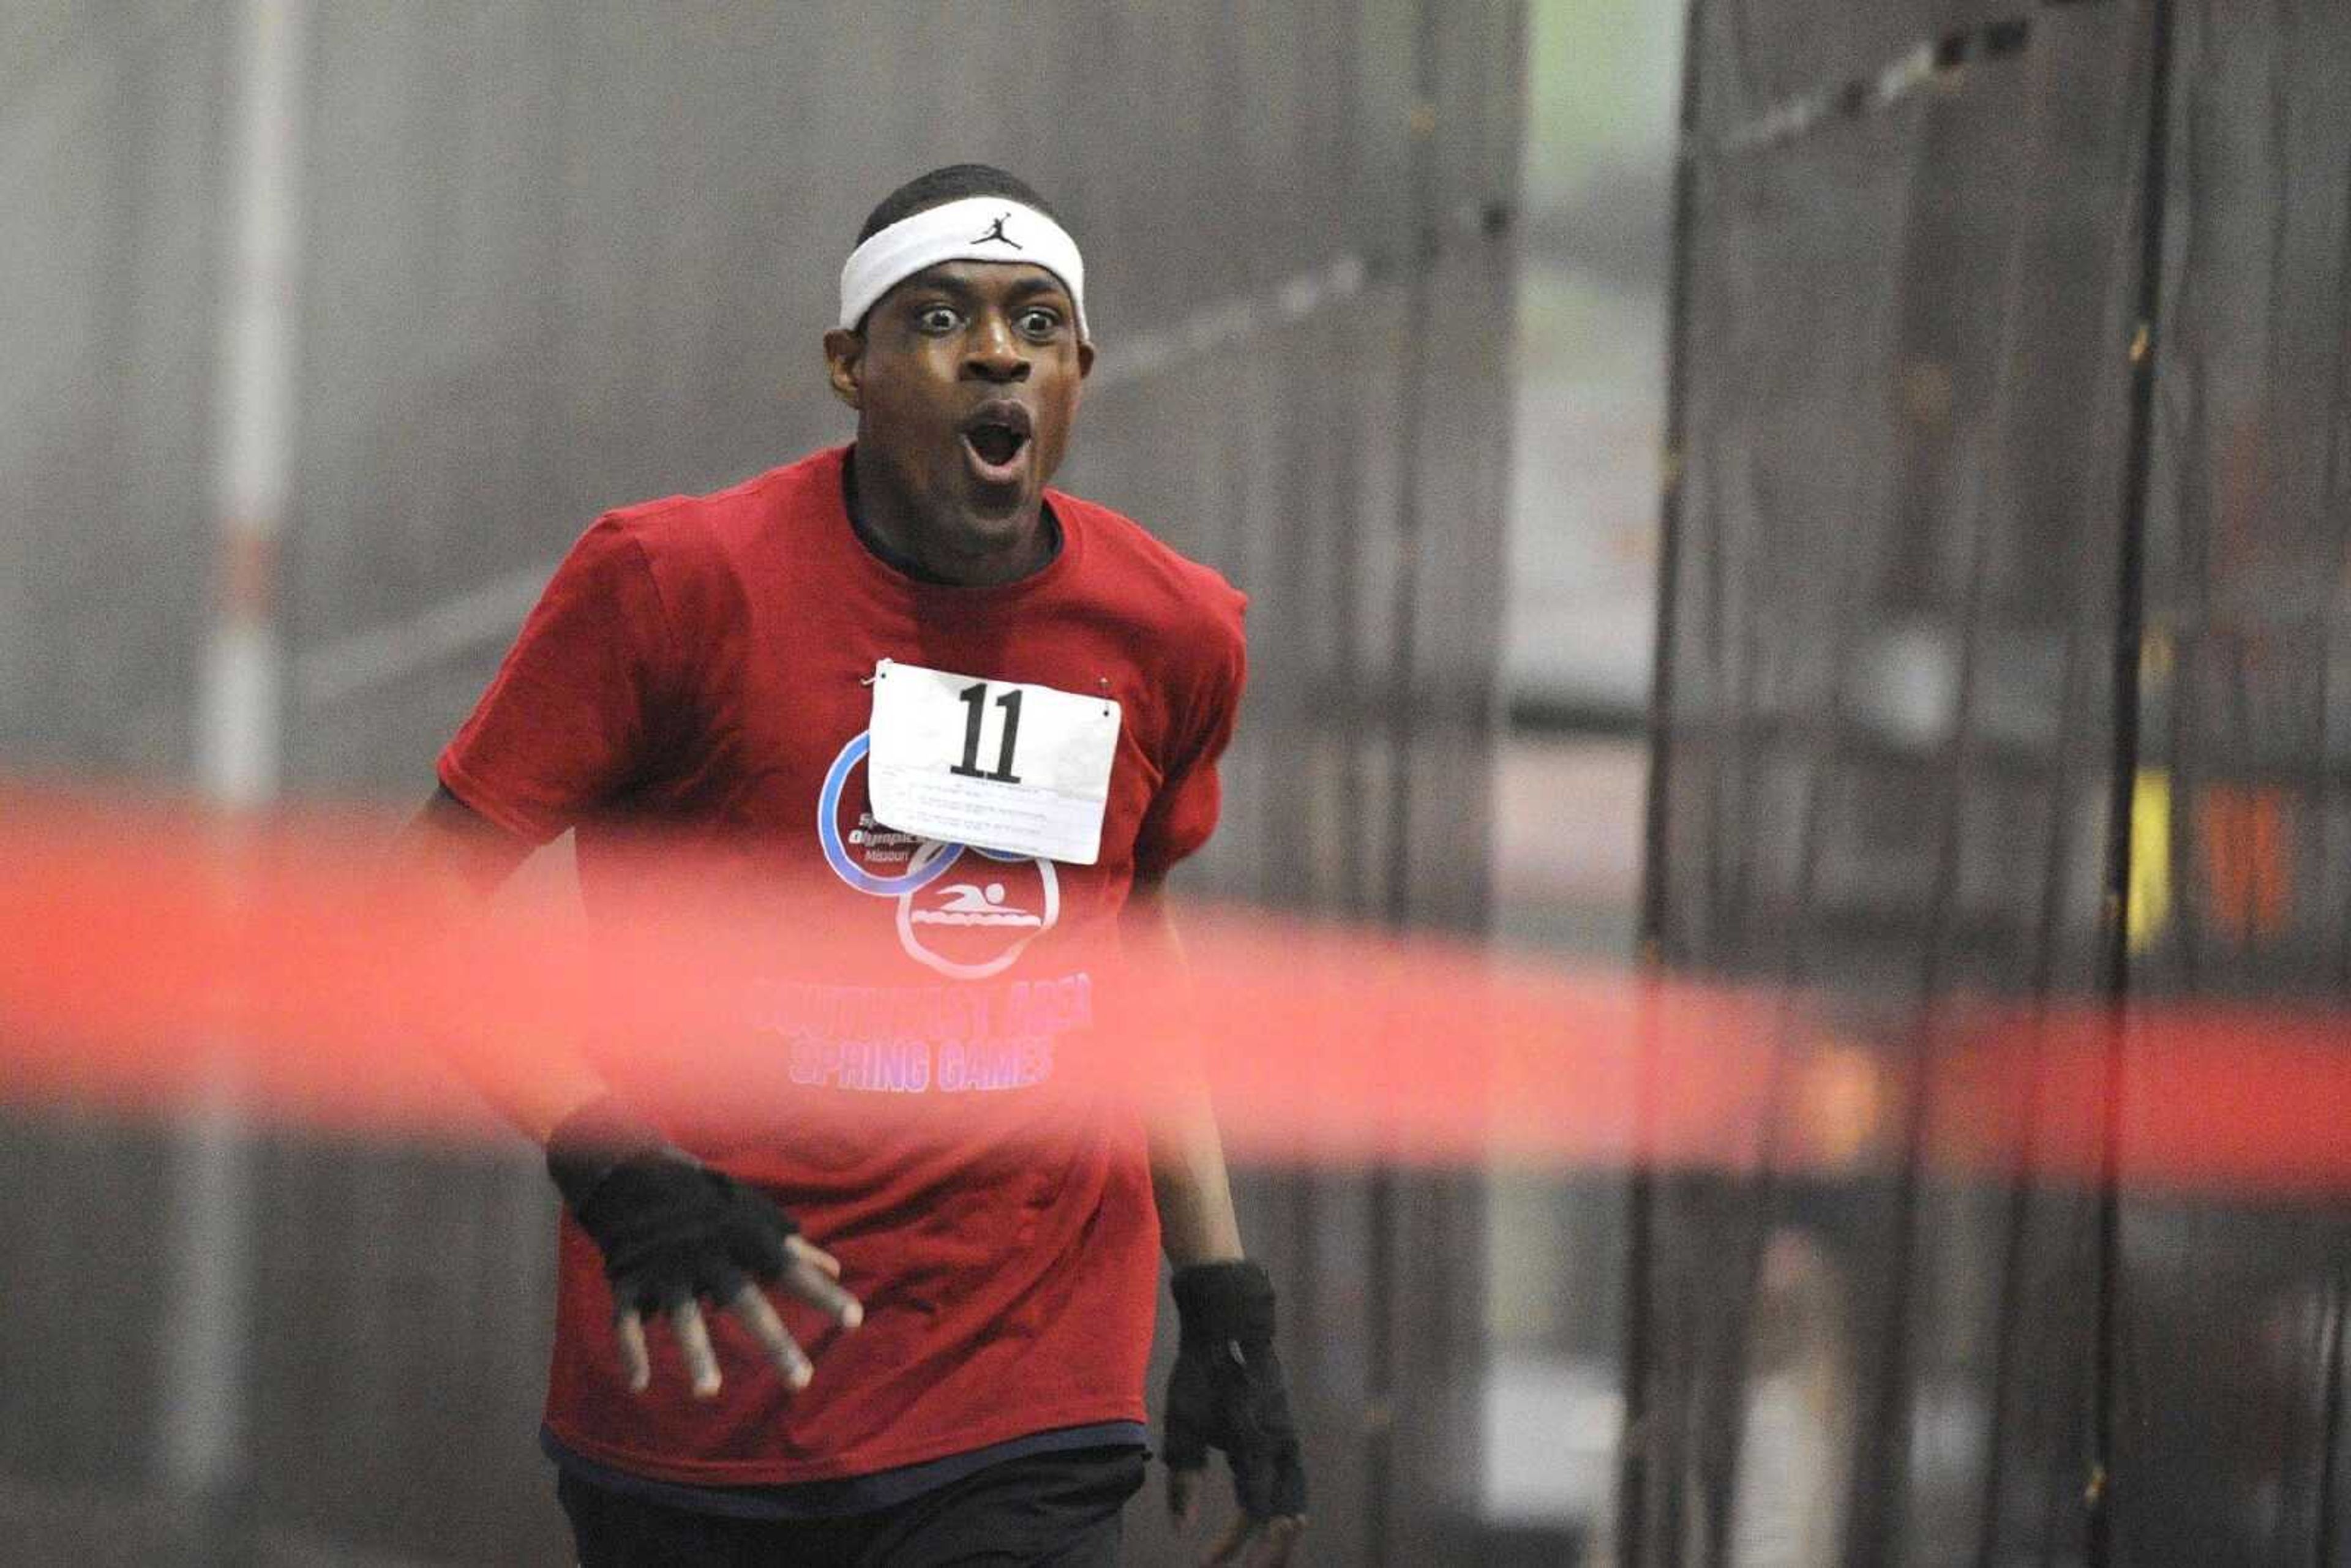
[857, 163, 1065, 245]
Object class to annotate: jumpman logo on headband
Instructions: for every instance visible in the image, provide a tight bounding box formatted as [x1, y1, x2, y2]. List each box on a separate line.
[972, 213, 1023, 249]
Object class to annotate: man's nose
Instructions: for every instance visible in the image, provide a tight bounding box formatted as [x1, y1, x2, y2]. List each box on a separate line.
[962, 315, 1030, 382]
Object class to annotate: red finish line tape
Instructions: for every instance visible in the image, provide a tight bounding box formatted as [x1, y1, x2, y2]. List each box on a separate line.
[0, 790, 2344, 1191]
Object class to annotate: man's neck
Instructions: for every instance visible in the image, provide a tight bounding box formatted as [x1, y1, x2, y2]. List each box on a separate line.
[843, 449, 1057, 588]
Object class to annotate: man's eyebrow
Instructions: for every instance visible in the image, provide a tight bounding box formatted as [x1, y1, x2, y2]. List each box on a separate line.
[899, 269, 1071, 305]
[1000, 274, 1072, 302]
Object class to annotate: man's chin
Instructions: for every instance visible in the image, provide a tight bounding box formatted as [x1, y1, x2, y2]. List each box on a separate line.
[953, 476, 1040, 526]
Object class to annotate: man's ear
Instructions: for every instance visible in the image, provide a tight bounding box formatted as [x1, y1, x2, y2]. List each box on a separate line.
[823, 328, 864, 410]
[1077, 339, 1095, 380]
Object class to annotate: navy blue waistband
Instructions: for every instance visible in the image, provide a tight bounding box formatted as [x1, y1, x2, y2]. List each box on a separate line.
[542, 1420, 1149, 1521]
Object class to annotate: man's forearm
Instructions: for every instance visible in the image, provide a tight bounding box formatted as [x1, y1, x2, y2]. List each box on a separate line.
[1149, 1089, 1245, 1265]
[393, 787, 617, 1144]
[1123, 874, 1247, 1265]
[463, 1037, 618, 1146]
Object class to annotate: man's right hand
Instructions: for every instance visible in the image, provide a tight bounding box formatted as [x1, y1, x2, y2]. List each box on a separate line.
[547, 1096, 862, 1398]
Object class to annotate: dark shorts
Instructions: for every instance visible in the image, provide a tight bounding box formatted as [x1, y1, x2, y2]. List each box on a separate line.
[557, 1445, 1148, 1568]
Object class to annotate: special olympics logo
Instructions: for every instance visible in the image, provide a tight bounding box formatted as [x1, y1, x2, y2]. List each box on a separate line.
[817, 732, 1059, 980]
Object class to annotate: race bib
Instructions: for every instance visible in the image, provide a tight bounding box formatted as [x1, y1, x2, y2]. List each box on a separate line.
[866, 659, 1122, 865]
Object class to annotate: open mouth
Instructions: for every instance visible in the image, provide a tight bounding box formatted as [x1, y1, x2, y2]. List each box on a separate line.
[967, 423, 1027, 466]
[960, 403, 1034, 479]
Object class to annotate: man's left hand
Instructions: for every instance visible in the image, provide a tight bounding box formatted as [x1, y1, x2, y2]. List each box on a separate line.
[1163, 1259, 1307, 1567]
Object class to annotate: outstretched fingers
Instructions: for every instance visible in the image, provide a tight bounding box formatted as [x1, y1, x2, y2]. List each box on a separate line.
[612, 1241, 858, 1400]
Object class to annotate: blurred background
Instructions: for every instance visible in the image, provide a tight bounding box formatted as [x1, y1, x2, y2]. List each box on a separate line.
[4, 1, 2349, 1565]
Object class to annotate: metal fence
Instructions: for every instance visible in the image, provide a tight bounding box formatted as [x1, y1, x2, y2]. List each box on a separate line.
[1641, 2, 2351, 1564]
[0, 2, 1524, 1564]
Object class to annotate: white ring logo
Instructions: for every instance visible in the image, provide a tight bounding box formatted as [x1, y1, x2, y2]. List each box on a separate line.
[818, 731, 1059, 980]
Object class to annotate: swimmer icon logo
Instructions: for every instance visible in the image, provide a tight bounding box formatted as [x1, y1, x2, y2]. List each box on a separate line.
[912, 882, 1044, 928]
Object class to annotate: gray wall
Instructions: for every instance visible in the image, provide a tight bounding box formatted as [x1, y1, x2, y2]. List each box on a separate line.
[0, 4, 227, 777]
[1, 3, 1524, 1564]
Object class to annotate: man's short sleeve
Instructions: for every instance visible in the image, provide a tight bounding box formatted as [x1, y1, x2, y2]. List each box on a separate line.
[1132, 593, 1248, 880]
[437, 516, 677, 844]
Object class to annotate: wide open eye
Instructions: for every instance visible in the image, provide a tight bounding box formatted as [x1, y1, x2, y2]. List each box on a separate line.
[916, 304, 962, 334]
[1016, 306, 1063, 342]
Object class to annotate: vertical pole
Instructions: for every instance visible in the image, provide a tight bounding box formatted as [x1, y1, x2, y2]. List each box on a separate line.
[1624, 2, 1707, 1562]
[2089, 4, 2178, 1565]
[1637, 0, 1706, 957]
[1365, 4, 1444, 1559]
[167, 0, 304, 1553]
[1971, 619, 2091, 1568]
[200, 0, 301, 811]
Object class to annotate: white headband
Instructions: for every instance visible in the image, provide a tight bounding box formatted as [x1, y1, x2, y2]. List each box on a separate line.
[838, 196, 1090, 342]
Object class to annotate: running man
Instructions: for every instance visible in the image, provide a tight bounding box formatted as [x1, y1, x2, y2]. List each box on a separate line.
[400, 163, 1307, 1567]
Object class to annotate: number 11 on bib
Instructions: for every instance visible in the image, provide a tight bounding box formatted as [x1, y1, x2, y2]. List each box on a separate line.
[865, 659, 1122, 865]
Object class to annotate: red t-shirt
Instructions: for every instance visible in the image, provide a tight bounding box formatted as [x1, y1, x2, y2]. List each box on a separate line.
[438, 444, 1245, 1486]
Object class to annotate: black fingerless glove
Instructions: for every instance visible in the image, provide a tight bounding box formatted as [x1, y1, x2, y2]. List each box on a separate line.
[546, 1096, 799, 1318]
[1164, 1259, 1308, 1518]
